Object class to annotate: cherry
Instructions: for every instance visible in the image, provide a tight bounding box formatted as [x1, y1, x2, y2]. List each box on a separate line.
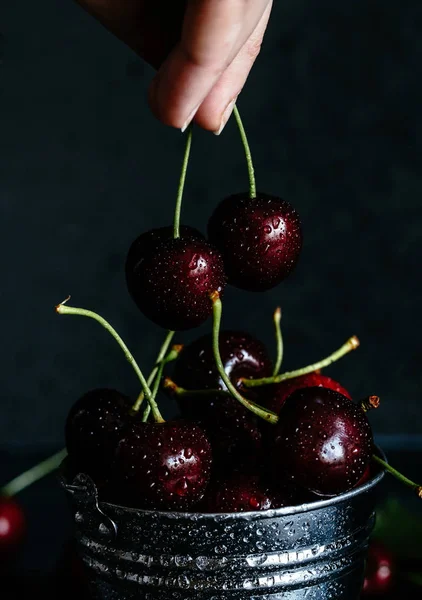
[173, 330, 272, 404]
[125, 225, 203, 290]
[172, 330, 273, 471]
[110, 419, 212, 510]
[355, 464, 373, 489]
[0, 496, 26, 557]
[125, 232, 226, 330]
[362, 541, 395, 596]
[207, 192, 302, 292]
[272, 387, 373, 497]
[199, 473, 291, 513]
[265, 373, 352, 415]
[65, 388, 133, 481]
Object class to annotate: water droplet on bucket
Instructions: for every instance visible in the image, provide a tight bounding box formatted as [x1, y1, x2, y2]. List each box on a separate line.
[177, 574, 190, 589]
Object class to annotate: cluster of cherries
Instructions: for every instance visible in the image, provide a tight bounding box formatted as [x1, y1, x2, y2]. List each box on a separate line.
[0, 109, 419, 597]
[60, 111, 376, 513]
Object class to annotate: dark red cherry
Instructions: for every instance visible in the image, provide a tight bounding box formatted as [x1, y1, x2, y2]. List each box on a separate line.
[272, 387, 373, 496]
[265, 373, 352, 415]
[355, 464, 373, 489]
[65, 388, 133, 481]
[125, 225, 203, 288]
[0, 497, 26, 557]
[173, 330, 273, 395]
[362, 541, 394, 596]
[126, 233, 226, 330]
[172, 330, 273, 472]
[207, 192, 302, 292]
[111, 420, 212, 510]
[200, 473, 291, 513]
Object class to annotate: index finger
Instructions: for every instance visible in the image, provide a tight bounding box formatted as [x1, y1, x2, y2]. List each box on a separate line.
[149, 0, 270, 131]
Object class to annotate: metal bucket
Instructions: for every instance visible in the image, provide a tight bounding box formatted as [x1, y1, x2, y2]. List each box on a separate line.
[59, 452, 385, 600]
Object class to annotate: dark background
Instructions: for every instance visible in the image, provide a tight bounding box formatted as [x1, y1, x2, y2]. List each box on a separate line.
[0, 0, 421, 588]
[1, 0, 421, 451]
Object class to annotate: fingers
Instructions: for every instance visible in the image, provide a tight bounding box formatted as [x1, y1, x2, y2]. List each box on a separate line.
[148, 0, 272, 131]
[194, 1, 273, 134]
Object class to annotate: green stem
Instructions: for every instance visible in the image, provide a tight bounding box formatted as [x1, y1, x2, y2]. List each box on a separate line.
[243, 335, 360, 388]
[141, 345, 183, 422]
[131, 330, 175, 412]
[56, 297, 164, 423]
[272, 307, 283, 376]
[164, 377, 230, 399]
[233, 104, 256, 199]
[142, 360, 165, 422]
[372, 455, 422, 499]
[1, 448, 67, 498]
[210, 292, 278, 424]
[174, 125, 193, 239]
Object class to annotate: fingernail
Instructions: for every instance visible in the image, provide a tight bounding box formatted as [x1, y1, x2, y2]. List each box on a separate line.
[181, 103, 201, 132]
[213, 97, 238, 136]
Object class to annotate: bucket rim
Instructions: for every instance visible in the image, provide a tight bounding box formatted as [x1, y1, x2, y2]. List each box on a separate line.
[59, 445, 386, 521]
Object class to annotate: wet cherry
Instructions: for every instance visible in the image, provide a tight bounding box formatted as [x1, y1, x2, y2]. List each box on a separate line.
[272, 387, 373, 496]
[0, 496, 26, 557]
[173, 330, 272, 406]
[355, 464, 373, 489]
[65, 388, 133, 481]
[265, 373, 352, 415]
[207, 192, 302, 292]
[362, 541, 395, 596]
[172, 330, 273, 472]
[125, 225, 203, 290]
[111, 420, 212, 510]
[126, 232, 226, 330]
[200, 473, 291, 513]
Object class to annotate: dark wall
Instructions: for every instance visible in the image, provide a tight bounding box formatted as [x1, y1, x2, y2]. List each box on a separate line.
[1, 0, 421, 450]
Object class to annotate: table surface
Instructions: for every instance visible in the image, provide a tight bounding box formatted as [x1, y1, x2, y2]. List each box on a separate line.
[1, 446, 421, 598]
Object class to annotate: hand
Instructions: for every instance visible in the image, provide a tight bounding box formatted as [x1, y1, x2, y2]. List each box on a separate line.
[75, 0, 273, 133]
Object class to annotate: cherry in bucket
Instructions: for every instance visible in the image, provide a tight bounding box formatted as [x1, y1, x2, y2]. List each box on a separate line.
[201, 473, 291, 513]
[110, 419, 212, 510]
[208, 106, 302, 292]
[265, 372, 352, 415]
[55, 297, 213, 510]
[166, 329, 273, 472]
[272, 387, 374, 497]
[65, 388, 133, 481]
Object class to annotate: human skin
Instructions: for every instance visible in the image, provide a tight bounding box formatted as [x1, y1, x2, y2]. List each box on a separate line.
[75, 0, 273, 133]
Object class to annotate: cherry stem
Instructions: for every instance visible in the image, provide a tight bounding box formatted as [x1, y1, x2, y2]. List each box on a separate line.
[233, 104, 256, 199]
[141, 345, 184, 422]
[173, 125, 193, 239]
[272, 307, 283, 376]
[131, 330, 175, 412]
[1, 448, 67, 498]
[55, 297, 165, 423]
[142, 361, 165, 422]
[360, 395, 380, 412]
[243, 335, 360, 388]
[164, 377, 230, 399]
[372, 455, 422, 499]
[210, 291, 278, 424]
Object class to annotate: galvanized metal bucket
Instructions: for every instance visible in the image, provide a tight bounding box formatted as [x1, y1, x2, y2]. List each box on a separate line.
[59, 452, 385, 600]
